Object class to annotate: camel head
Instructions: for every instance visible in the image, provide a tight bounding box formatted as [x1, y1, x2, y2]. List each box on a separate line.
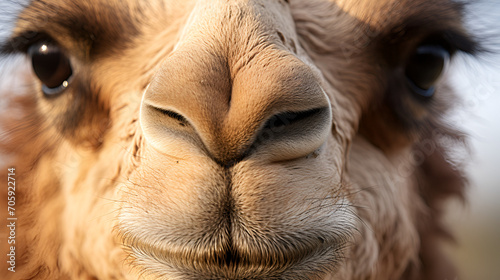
[0, 0, 478, 279]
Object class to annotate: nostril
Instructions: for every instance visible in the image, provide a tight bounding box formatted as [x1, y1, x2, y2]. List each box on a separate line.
[140, 103, 208, 160]
[149, 105, 190, 127]
[251, 106, 332, 161]
[263, 108, 324, 131]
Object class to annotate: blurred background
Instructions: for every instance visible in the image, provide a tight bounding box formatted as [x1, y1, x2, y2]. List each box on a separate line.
[1, 1, 499, 279]
[446, 1, 500, 279]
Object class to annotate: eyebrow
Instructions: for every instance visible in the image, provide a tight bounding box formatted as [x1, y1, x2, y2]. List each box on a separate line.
[374, 4, 481, 64]
[401, 11, 479, 54]
[1, 31, 47, 54]
[1, 0, 141, 57]
[441, 29, 479, 54]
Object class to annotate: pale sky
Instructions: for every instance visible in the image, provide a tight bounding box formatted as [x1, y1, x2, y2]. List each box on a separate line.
[449, 1, 500, 206]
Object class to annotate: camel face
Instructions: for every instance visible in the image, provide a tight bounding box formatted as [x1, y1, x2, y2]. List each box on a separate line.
[0, 0, 477, 279]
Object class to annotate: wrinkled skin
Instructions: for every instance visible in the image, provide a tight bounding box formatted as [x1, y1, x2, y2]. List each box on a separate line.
[0, 0, 474, 279]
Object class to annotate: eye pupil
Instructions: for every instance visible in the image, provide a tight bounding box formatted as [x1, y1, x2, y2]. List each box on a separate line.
[28, 43, 73, 95]
[405, 45, 450, 97]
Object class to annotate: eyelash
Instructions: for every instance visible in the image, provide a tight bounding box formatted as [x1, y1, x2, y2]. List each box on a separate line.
[1, 32, 56, 54]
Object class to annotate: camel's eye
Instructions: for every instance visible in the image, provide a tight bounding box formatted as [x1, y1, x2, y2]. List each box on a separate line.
[405, 45, 450, 98]
[28, 43, 73, 96]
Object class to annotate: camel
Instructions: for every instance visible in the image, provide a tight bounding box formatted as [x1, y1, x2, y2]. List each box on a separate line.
[0, 0, 478, 279]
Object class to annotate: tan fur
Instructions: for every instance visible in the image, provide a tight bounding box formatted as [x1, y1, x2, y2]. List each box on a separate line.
[0, 0, 473, 279]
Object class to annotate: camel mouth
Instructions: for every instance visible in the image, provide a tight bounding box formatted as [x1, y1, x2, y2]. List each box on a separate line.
[118, 144, 355, 278]
[121, 228, 346, 279]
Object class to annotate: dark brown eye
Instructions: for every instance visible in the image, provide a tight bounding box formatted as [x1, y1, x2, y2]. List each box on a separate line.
[28, 43, 73, 96]
[405, 45, 450, 98]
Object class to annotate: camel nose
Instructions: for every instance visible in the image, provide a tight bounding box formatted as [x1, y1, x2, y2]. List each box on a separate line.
[140, 45, 332, 165]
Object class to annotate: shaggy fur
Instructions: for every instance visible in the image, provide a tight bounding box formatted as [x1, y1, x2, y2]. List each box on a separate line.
[0, 0, 476, 279]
